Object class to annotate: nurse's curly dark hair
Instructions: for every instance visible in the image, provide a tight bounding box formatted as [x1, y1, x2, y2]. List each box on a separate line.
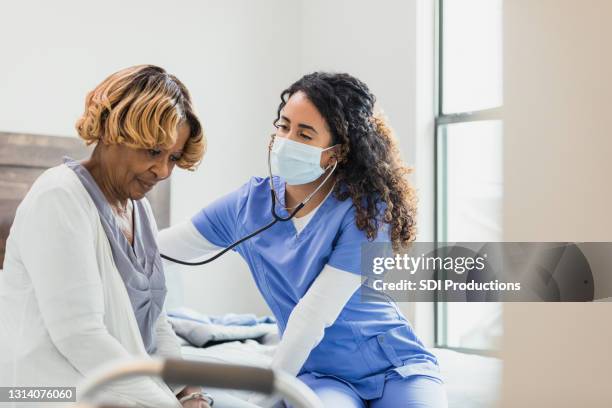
[275, 72, 417, 250]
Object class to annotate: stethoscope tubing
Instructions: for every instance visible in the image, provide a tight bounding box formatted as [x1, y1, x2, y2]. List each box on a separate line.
[160, 137, 336, 266]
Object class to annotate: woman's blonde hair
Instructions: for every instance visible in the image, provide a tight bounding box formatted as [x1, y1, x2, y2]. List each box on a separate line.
[76, 65, 205, 170]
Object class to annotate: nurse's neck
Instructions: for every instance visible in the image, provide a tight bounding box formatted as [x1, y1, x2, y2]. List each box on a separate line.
[285, 171, 335, 218]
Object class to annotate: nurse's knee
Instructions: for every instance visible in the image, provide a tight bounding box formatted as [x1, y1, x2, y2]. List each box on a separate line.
[370, 375, 448, 408]
[290, 374, 365, 408]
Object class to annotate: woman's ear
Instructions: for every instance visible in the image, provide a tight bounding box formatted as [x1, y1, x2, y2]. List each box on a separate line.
[331, 144, 343, 159]
[323, 145, 340, 167]
[333, 144, 349, 165]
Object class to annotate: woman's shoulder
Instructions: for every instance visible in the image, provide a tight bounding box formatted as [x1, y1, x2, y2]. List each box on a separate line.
[10, 164, 99, 244]
[22, 164, 95, 214]
[30, 164, 82, 194]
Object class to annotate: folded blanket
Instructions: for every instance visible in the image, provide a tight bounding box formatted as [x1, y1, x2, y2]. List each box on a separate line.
[168, 307, 276, 326]
[168, 308, 278, 347]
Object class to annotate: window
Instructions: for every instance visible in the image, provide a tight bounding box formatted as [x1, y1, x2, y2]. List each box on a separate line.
[435, 0, 504, 354]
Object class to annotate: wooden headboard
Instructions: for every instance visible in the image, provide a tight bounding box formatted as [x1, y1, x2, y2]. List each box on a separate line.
[0, 132, 171, 268]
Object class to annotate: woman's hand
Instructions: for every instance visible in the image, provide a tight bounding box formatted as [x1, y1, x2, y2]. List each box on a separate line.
[177, 386, 211, 408]
[181, 398, 210, 408]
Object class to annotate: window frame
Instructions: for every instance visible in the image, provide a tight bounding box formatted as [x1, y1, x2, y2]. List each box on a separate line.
[433, 0, 503, 357]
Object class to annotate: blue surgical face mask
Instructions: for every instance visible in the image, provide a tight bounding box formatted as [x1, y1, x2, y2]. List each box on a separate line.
[270, 137, 335, 185]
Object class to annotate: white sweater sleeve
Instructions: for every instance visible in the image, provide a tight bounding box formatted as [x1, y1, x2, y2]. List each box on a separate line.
[152, 308, 186, 395]
[158, 220, 222, 263]
[271, 265, 362, 376]
[18, 187, 180, 408]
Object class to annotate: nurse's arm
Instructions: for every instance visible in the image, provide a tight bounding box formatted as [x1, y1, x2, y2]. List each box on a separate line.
[158, 220, 223, 262]
[270, 265, 361, 376]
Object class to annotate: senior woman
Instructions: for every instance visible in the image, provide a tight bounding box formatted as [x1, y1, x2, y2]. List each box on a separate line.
[0, 65, 225, 408]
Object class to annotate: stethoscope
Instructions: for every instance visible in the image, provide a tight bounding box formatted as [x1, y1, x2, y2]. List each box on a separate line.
[160, 135, 337, 266]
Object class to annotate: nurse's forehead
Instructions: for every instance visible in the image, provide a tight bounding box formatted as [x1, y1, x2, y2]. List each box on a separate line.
[281, 92, 325, 125]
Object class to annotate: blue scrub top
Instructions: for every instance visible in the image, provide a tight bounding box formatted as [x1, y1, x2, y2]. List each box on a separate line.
[192, 176, 441, 400]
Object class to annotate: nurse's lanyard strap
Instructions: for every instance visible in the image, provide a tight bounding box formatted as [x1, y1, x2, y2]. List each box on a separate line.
[160, 135, 337, 266]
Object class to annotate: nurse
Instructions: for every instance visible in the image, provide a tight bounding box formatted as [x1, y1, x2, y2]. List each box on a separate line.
[159, 72, 448, 407]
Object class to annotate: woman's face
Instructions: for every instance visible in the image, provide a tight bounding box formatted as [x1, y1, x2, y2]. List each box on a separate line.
[101, 123, 190, 200]
[275, 91, 336, 168]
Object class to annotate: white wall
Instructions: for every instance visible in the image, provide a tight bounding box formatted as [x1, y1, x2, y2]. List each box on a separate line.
[501, 0, 612, 406]
[0, 1, 432, 328]
[298, 0, 418, 165]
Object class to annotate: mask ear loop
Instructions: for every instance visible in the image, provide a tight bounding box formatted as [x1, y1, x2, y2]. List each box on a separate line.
[304, 143, 339, 204]
[301, 160, 337, 205]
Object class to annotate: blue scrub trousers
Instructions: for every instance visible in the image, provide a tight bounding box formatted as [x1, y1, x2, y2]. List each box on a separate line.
[289, 372, 448, 408]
